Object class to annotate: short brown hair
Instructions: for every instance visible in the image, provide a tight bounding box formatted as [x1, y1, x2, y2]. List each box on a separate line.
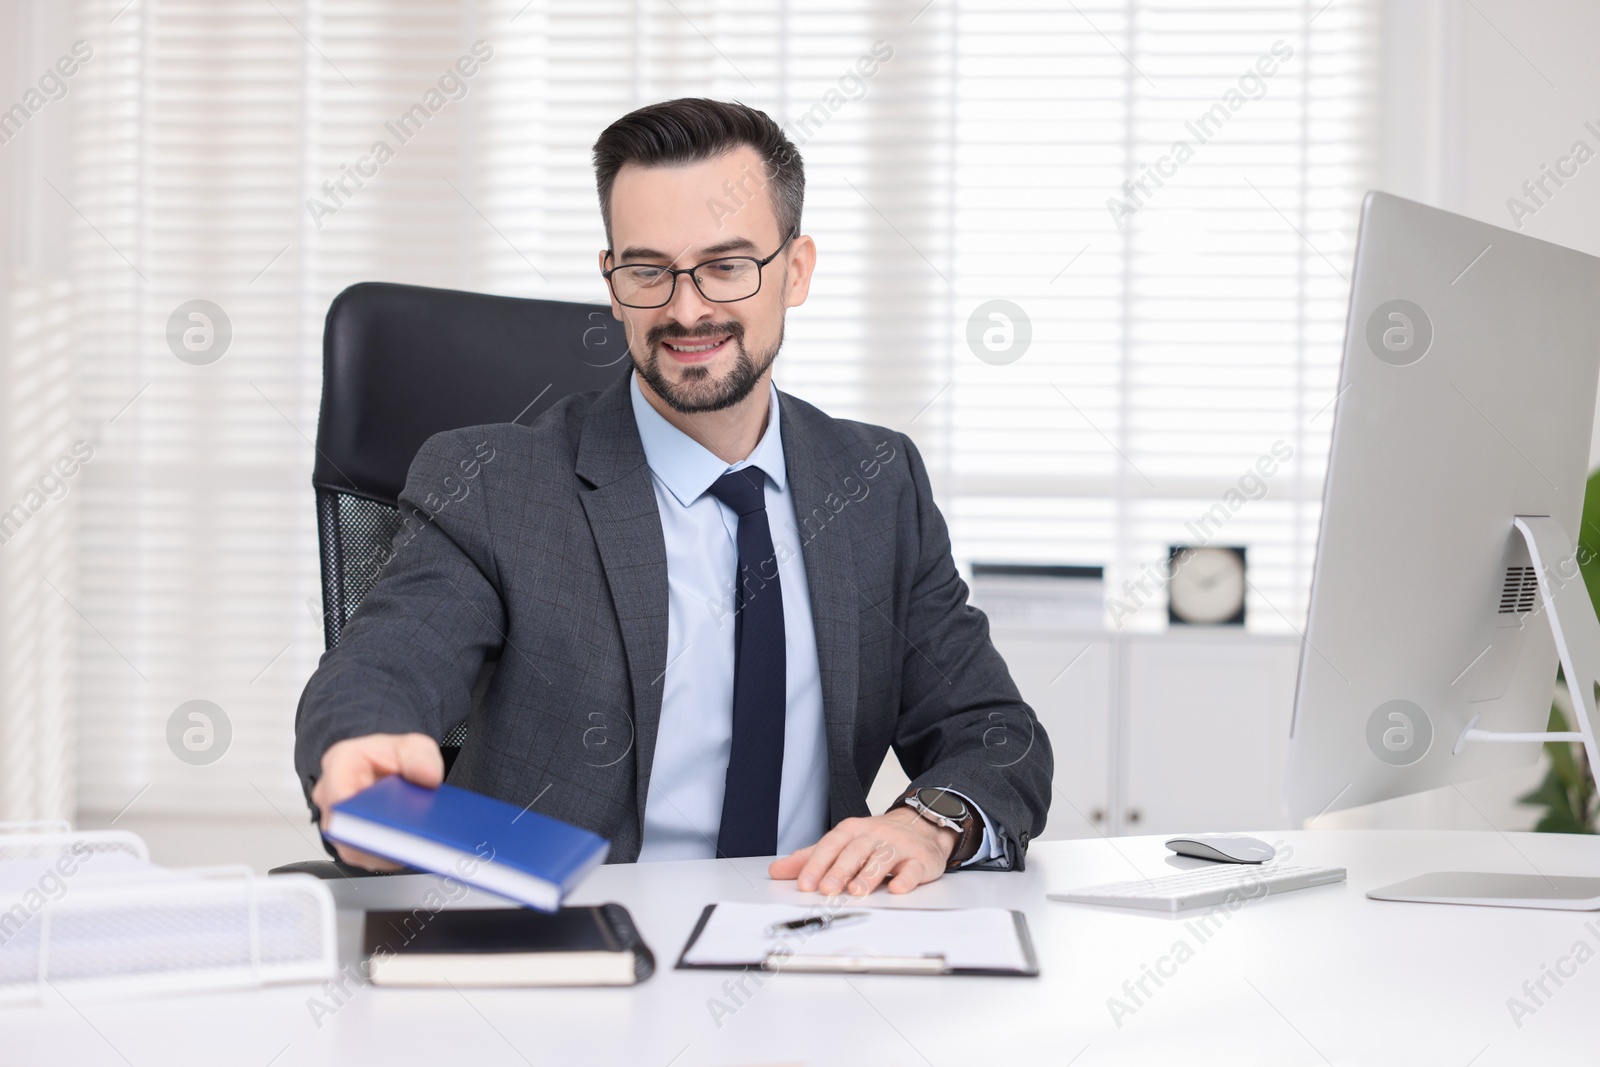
[591, 97, 804, 248]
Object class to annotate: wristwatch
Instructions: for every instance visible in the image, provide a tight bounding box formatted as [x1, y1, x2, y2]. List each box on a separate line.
[892, 786, 983, 869]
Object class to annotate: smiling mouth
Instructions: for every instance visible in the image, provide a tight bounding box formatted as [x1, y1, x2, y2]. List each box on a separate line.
[661, 335, 731, 359]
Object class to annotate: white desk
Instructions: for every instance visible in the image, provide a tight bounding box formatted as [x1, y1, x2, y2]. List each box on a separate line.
[9, 830, 1599, 1064]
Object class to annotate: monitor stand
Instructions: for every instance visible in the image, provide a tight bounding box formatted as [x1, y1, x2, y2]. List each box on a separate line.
[1370, 516, 1600, 911]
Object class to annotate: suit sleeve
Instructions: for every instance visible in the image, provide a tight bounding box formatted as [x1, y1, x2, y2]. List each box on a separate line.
[293, 428, 508, 816]
[888, 433, 1053, 870]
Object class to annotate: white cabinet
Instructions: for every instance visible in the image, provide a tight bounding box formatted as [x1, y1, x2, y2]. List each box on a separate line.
[988, 634, 1111, 842]
[1119, 633, 1301, 835]
[867, 628, 1303, 840]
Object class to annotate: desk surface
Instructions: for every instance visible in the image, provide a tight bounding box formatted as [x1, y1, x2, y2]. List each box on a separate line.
[9, 830, 1599, 1065]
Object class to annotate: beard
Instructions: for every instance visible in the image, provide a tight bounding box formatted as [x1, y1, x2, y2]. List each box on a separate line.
[634, 318, 783, 415]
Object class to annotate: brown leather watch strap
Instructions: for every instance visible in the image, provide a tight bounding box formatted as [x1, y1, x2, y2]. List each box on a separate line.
[892, 786, 985, 869]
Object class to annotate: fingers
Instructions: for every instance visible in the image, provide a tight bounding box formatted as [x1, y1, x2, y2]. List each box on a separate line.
[396, 732, 445, 788]
[311, 749, 370, 831]
[817, 834, 883, 897]
[888, 860, 931, 893]
[796, 822, 857, 892]
[768, 844, 814, 880]
[312, 754, 376, 830]
[333, 841, 404, 873]
[849, 838, 901, 896]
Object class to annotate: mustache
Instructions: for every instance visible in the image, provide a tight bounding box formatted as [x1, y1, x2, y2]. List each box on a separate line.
[648, 321, 743, 345]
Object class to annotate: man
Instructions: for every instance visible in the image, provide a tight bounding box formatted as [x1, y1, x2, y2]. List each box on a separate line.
[295, 97, 1051, 897]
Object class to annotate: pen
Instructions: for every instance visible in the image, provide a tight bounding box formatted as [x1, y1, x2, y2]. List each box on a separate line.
[765, 911, 870, 935]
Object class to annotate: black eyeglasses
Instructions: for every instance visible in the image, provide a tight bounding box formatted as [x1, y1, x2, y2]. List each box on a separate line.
[602, 229, 797, 309]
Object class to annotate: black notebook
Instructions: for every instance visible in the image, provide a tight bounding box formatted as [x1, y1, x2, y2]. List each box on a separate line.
[362, 903, 654, 987]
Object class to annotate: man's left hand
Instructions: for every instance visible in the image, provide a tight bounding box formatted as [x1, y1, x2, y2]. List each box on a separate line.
[768, 807, 956, 896]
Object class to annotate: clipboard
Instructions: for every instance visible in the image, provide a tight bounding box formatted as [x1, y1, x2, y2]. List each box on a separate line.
[674, 902, 1040, 977]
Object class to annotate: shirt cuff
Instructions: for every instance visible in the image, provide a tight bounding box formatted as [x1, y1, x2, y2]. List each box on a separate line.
[941, 789, 1010, 870]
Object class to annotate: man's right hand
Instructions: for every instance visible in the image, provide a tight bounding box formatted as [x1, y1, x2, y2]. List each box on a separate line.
[312, 732, 444, 871]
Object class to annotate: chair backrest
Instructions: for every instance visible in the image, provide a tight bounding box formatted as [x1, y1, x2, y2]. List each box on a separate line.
[314, 282, 629, 746]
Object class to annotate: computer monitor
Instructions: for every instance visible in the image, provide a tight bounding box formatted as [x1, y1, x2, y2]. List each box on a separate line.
[1285, 191, 1600, 909]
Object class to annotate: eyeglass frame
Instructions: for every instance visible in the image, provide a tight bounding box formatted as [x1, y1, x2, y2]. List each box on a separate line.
[601, 228, 798, 309]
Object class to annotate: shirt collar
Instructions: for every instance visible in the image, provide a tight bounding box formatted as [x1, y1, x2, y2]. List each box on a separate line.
[628, 369, 788, 509]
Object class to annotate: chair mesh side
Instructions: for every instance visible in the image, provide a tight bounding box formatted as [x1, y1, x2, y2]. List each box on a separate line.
[315, 487, 469, 749]
[316, 489, 402, 649]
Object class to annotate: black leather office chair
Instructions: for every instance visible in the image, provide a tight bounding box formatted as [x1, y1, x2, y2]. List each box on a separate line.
[315, 280, 629, 749]
[274, 281, 628, 879]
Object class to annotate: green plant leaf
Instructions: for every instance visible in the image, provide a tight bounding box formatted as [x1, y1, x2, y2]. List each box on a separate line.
[1517, 770, 1571, 813]
[1545, 705, 1581, 789]
[1579, 469, 1600, 610]
[1534, 809, 1591, 835]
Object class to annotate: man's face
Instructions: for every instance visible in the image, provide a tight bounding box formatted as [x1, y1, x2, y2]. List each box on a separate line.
[600, 145, 814, 414]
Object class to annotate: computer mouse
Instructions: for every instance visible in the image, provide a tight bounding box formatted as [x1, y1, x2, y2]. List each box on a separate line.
[1164, 834, 1275, 864]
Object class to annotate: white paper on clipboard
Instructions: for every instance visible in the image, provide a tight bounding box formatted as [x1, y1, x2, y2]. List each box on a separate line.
[679, 902, 1032, 972]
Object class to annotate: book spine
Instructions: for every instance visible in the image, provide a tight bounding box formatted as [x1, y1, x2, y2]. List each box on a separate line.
[601, 902, 654, 983]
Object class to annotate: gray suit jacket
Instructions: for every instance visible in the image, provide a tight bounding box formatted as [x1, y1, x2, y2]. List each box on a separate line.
[295, 374, 1052, 868]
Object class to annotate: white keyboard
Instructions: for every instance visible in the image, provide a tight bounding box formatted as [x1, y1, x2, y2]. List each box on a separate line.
[1049, 863, 1347, 913]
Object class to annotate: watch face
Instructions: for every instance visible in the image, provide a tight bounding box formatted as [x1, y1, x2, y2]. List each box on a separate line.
[1168, 545, 1246, 625]
[917, 788, 968, 820]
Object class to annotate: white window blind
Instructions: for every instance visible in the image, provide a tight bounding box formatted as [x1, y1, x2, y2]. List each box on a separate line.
[939, 1, 1377, 633]
[62, 0, 1377, 819]
[2, 0, 94, 823]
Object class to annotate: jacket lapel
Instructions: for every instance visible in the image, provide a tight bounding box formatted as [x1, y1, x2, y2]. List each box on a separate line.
[574, 377, 669, 851]
[780, 396, 863, 824]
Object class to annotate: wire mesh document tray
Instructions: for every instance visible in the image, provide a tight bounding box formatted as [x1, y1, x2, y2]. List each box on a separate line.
[0, 822, 337, 1005]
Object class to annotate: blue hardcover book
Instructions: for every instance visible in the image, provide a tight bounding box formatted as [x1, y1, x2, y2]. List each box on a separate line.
[327, 777, 609, 912]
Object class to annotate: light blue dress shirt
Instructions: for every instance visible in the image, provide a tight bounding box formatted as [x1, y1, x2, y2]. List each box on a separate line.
[629, 371, 1005, 868]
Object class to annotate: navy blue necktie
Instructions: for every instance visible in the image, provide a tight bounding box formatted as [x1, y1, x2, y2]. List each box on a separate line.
[706, 466, 786, 858]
